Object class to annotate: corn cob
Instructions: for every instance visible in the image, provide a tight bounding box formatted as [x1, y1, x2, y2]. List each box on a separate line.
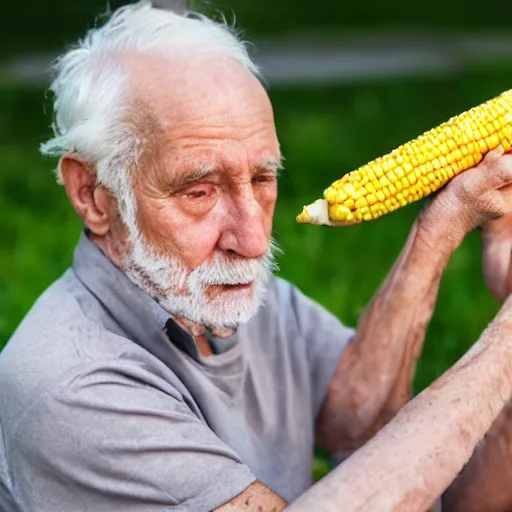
[296, 89, 512, 226]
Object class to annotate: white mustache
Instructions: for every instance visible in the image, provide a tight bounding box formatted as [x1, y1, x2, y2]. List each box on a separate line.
[188, 251, 275, 287]
[129, 233, 281, 291]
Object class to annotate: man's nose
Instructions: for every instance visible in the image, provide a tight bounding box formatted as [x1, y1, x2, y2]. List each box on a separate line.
[218, 195, 270, 259]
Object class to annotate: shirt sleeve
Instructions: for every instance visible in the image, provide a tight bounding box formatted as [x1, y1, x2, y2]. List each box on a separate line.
[8, 360, 256, 512]
[284, 279, 356, 418]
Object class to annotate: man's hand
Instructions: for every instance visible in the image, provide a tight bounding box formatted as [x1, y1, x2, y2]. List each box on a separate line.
[482, 212, 512, 302]
[421, 147, 512, 250]
[316, 147, 512, 453]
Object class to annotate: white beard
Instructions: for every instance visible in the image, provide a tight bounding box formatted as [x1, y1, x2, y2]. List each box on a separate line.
[119, 224, 279, 336]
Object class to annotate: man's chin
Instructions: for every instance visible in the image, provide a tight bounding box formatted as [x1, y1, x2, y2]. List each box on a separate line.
[173, 314, 240, 339]
[161, 278, 268, 340]
[172, 295, 262, 340]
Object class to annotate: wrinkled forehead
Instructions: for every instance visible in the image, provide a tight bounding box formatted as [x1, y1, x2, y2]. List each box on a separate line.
[124, 53, 280, 178]
[125, 52, 274, 130]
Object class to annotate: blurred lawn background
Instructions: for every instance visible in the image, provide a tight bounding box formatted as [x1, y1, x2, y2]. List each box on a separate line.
[2, 0, 512, 479]
[3, 0, 512, 59]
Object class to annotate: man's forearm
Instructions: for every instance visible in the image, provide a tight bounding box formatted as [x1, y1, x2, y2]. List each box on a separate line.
[292, 308, 512, 512]
[443, 401, 512, 512]
[318, 216, 456, 449]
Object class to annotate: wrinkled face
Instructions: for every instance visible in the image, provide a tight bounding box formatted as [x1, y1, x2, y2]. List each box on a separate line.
[118, 55, 281, 337]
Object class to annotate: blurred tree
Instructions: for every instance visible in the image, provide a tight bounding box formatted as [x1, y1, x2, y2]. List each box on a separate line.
[2, 0, 512, 61]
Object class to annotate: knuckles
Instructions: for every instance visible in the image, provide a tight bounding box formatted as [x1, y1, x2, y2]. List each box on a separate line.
[423, 150, 512, 235]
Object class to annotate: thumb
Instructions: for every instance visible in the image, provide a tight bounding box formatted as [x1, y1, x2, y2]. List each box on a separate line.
[480, 147, 512, 189]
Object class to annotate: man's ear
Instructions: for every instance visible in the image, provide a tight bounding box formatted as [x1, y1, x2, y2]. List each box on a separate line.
[60, 157, 112, 236]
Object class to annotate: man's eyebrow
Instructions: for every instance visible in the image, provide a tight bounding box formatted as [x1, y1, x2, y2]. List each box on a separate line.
[167, 163, 216, 192]
[167, 155, 284, 192]
[253, 155, 284, 174]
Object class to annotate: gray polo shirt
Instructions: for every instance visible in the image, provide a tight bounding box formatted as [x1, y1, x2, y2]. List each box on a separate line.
[0, 233, 354, 511]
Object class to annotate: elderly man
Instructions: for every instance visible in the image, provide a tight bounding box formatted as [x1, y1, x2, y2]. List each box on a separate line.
[3, 3, 512, 511]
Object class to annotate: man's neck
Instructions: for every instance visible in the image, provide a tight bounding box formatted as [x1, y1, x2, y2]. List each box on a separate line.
[194, 335, 214, 357]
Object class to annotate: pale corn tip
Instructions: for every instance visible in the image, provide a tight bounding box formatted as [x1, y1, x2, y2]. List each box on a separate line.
[296, 208, 312, 224]
[296, 199, 333, 226]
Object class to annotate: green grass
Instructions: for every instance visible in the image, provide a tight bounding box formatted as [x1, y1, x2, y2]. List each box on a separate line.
[2, 0, 512, 60]
[1, 64, 511, 400]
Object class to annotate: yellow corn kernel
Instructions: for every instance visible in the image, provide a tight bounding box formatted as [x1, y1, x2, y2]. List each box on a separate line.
[345, 198, 355, 210]
[355, 197, 368, 209]
[297, 89, 512, 225]
[366, 193, 377, 206]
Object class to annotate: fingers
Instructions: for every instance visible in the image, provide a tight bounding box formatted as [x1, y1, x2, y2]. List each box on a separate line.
[483, 146, 505, 162]
[447, 149, 512, 210]
[482, 228, 512, 302]
[499, 185, 512, 208]
[423, 148, 512, 239]
[482, 212, 512, 302]
[482, 211, 512, 238]
[479, 148, 512, 190]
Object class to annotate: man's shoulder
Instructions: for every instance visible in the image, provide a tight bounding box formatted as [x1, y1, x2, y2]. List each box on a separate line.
[262, 275, 298, 307]
[250, 275, 354, 343]
[2, 269, 104, 362]
[257, 275, 324, 321]
[249, 276, 295, 326]
[0, 270, 158, 421]
[244, 275, 319, 338]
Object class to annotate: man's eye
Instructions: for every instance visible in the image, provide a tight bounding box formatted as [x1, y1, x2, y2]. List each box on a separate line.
[253, 174, 276, 184]
[184, 188, 208, 199]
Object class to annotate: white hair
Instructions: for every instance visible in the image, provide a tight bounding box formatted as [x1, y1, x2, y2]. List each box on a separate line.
[40, 1, 259, 226]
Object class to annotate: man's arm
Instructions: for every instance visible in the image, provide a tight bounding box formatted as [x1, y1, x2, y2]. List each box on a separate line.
[316, 216, 445, 451]
[316, 148, 512, 452]
[442, 403, 512, 512]
[289, 300, 512, 512]
[440, 212, 512, 512]
[216, 294, 512, 512]
[216, 482, 287, 511]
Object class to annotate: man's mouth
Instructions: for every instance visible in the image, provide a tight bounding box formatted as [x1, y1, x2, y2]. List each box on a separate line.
[218, 282, 253, 291]
[205, 282, 254, 298]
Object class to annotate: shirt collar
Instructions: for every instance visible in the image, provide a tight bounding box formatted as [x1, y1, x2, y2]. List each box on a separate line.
[71, 231, 201, 360]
